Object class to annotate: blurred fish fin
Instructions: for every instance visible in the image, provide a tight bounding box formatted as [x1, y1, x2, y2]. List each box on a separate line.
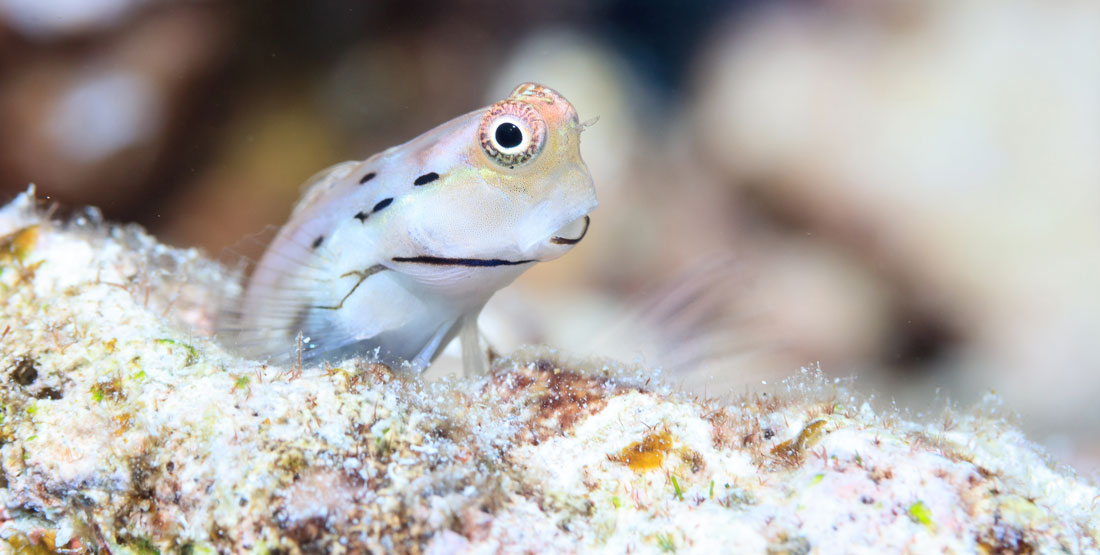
[213, 224, 346, 362]
[587, 252, 756, 374]
[460, 311, 488, 376]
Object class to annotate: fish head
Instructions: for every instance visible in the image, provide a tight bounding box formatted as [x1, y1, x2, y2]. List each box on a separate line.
[394, 82, 597, 268]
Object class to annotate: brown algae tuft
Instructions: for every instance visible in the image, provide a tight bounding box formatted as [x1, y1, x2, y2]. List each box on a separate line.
[771, 418, 829, 463]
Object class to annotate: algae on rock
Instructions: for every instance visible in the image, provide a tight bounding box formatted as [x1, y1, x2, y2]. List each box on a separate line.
[0, 188, 1097, 553]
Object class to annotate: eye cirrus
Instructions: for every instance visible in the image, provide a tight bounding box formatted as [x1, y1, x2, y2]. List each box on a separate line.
[478, 100, 546, 168]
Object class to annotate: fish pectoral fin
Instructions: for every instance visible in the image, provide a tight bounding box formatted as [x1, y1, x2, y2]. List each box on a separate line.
[408, 318, 462, 372]
[460, 312, 488, 377]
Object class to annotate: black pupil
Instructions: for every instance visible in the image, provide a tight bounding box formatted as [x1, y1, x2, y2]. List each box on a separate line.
[495, 122, 523, 149]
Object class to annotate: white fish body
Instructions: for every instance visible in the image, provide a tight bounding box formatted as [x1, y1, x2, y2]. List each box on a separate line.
[222, 83, 596, 375]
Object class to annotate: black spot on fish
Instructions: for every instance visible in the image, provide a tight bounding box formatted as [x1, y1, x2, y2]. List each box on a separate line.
[311, 236, 324, 249]
[354, 211, 368, 222]
[413, 172, 439, 186]
[359, 172, 377, 184]
[372, 198, 393, 212]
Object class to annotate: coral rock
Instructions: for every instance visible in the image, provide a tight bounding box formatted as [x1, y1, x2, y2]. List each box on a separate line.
[1, 189, 1097, 553]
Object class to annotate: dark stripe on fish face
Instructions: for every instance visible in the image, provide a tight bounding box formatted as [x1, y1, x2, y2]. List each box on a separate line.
[413, 172, 439, 186]
[392, 256, 536, 267]
[359, 172, 377, 184]
[311, 235, 325, 249]
[373, 198, 394, 212]
[550, 216, 590, 245]
[354, 211, 368, 222]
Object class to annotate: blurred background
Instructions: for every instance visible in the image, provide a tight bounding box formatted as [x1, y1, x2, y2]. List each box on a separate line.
[2, 0, 1098, 473]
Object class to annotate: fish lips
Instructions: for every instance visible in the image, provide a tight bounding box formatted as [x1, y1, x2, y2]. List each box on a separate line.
[550, 215, 590, 246]
[519, 210, 594, 262]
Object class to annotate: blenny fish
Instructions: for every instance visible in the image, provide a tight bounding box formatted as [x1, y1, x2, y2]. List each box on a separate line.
[221, 83, 596, 375]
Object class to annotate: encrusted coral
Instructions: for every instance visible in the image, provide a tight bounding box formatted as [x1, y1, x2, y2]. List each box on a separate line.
[1, 189, 1097, 553]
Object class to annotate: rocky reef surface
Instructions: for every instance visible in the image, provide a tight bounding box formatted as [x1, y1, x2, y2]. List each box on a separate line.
[1, 189, 1097, 553]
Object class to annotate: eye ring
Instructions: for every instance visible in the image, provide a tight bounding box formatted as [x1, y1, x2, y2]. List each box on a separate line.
[479, 100, 546, 167]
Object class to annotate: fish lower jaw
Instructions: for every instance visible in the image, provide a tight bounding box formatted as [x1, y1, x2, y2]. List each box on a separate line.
[397, 262, 530, 297]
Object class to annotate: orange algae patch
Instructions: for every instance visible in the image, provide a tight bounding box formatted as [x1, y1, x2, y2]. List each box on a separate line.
[2, 225, 39, 261]
[1, 225, 39, 266]
[614, 430, 674, 472]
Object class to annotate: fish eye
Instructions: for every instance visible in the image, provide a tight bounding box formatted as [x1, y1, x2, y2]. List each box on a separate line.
[495, 122, 524, 150]
[488, 117, 528, 155]
[479, 101, 546, 167]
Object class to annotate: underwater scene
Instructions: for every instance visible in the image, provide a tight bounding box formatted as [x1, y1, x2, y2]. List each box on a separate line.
[1, 1, 1098, 552]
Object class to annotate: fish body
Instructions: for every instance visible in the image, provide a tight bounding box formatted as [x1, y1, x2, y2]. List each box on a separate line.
[222, 83, 596, 374]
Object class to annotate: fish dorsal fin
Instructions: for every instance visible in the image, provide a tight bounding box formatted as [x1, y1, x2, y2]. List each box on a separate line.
[292, 161, 362, 218]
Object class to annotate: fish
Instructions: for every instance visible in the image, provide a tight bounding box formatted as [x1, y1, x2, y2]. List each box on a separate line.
[220, 83, 597, 375]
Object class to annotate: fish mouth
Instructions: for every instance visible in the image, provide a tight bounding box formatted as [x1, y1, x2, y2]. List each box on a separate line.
[549, 215, 590, 245]
[391, 256, 536, 267]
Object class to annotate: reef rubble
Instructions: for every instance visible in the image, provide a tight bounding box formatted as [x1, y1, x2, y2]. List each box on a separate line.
[1, 189, 1097, 553]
